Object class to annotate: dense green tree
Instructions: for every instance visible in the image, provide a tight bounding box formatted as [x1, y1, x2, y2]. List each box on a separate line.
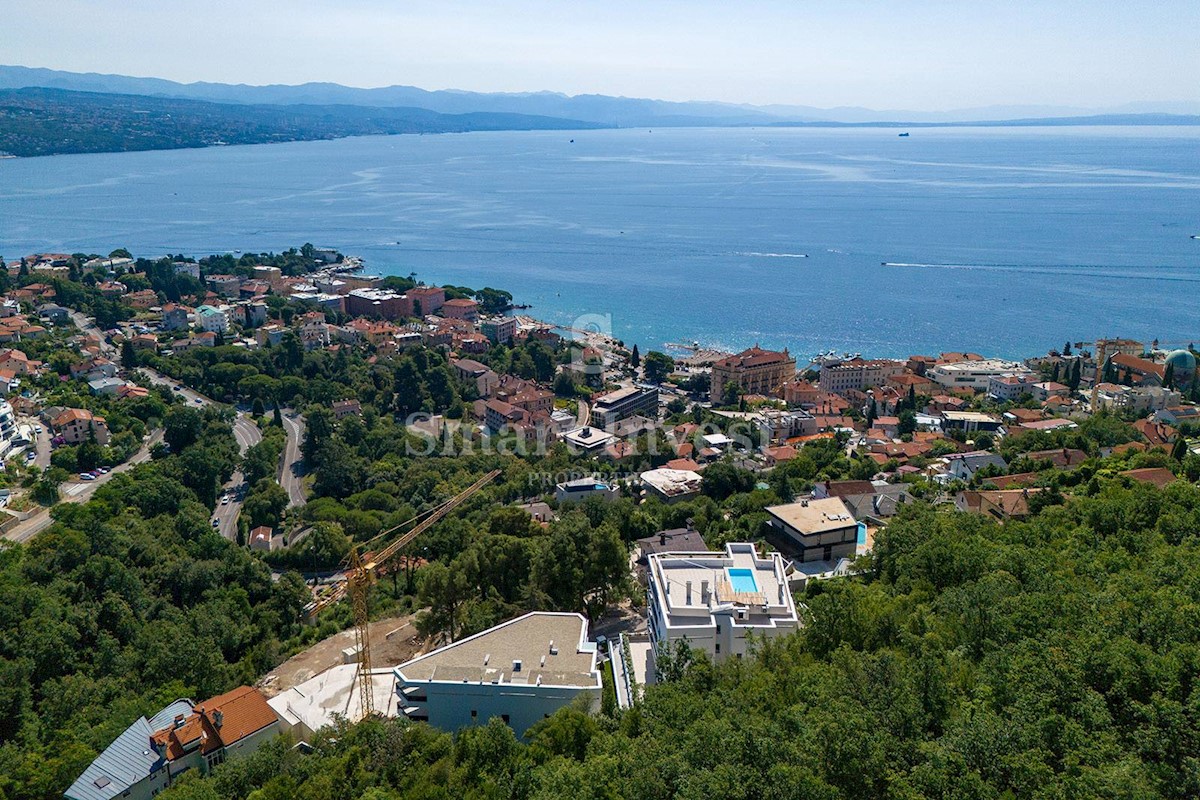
[642, 351, 674, 384]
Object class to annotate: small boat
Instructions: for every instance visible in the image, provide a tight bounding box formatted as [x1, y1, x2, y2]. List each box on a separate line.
[569, 139, 574, 143]
[898, 132, 910, 137]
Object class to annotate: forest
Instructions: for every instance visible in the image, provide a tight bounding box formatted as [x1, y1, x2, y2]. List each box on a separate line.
[148, 479, 1200, 800]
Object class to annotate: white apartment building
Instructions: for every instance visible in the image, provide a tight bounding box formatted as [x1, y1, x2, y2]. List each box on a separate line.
[817, 359, 906, 394]
[930, 359, 1032, 392]
[987, 374, 1035, 402]
[645, 543, 799, 663]
[195, 305, 229, 334]
[394, 612, 601, 737]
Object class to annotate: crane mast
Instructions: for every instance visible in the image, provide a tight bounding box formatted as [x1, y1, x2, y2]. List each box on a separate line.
[347, 468, 501, 718]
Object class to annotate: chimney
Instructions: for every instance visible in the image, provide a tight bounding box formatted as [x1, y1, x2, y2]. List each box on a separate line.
[213, 710, 223, 729]
[685, 580, 693, 605]
[686, 517, 695, 532]
[701, 579, 710, 603]
[512, 659, 522, 673]
[660, 532, 667, 546]
[173, 714, 185, 729]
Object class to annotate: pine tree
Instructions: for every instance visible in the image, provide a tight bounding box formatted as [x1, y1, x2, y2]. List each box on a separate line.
[1171, 437, 1187, 462]
[631, 344, 640, 370]
[907, 384, 916, 411]
[1163, 362, 1175, 390]
[1051, 362, 1060, 382]
[1063, 341, 1072, 356]
[273, 401, 283, 427]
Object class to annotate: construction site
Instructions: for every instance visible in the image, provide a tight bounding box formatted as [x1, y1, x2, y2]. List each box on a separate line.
[258, 469, 502, 740]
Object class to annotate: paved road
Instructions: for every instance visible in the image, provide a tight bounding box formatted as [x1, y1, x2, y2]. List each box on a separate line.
[140, 367, 263, 541]
[69, 310, 116, 357]
[16, 417, 51, 469]
[3, 429, 164, 544]
[279, 410, 307, 508]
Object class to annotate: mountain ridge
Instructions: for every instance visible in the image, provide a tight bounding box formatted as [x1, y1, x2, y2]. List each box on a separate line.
[3, 64, 1198, 126]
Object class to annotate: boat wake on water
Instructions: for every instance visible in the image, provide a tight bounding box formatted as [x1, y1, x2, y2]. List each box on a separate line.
[734, 251, 808, 258]
[882, 261, 1200, 283]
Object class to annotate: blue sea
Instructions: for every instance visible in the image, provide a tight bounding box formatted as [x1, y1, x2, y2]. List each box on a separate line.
[1, 126, 1197, 359]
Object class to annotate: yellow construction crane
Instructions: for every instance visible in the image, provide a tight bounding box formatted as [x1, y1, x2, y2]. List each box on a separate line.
[343, 468, 501, 718]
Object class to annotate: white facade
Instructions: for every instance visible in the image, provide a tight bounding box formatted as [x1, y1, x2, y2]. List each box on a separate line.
[394, 612, 601, 738]
[195, 305, 229, 334]
[646, 543, 799, 664]
[987, 374, 1034, 402]
[930, 360, 1032, 391]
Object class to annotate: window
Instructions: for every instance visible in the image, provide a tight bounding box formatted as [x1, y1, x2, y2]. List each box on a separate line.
[501, 714, 510, 725]
[470, 709, 477, 718]
[715, 623, 721, 634]
[715, 643, 720, 654]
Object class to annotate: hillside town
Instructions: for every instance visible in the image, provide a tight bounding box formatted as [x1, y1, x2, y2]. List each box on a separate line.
[2, 248, 1199, 800]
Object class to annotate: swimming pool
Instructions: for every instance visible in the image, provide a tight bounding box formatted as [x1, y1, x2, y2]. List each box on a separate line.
[857, 522, 868, 546]
[727, 568, 759, 594]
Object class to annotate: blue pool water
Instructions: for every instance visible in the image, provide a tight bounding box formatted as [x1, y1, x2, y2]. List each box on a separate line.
[857, 522, 868, 546]
[728, 568, 759, 594]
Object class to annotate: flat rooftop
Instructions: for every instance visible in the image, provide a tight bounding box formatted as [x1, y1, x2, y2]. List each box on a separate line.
[942, 410, 1002, 422]
[395, 612, 599, 689]
[648, 543, 796, 625]
[766, 497, 856, 534]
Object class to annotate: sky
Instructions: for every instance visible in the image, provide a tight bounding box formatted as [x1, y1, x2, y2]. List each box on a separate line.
[2, 0, 1197, 111]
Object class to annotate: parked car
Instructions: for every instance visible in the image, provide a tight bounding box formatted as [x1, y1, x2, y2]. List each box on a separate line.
[98, 467, 110, 474]
[79, 473, 95, 481]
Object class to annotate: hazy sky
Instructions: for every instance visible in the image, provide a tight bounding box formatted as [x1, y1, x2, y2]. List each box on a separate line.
[3, 0, 1197, 109]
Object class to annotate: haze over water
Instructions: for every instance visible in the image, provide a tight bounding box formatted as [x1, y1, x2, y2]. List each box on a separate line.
[2, 126, 1197, 359]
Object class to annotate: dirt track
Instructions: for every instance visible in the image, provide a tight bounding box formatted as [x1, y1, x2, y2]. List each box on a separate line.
[259, 612, 427, 697]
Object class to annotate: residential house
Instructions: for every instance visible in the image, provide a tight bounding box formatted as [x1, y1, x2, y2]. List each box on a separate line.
[205, 274, 242, 296]
[940, 410, 1004, 433]
[346, 289, 412, 320]
[1031, 381, 1070, 402]
[635, 525, 708, 565]
[640, 468, 703, 504]
[554, 477, 617, 503]
[332, 399, 362, 419]
[36, 303, 70, 324]
[645, 542, 799, 663]
[441, 297, 480, 322]
[1108, 353, 1164, 386]
[1022, 448, 1088, 468]
[1133, 419, 1177, 448]
[407, 285, 446, 315]
[195, 305, 229, 334]
[988, 374, 1035, 402]
[1121, 467, 1179, 490]
[249, 526, 285, 552]
[393, 612, 601, 737]
[942, 450, 1008, 481]
[452, 358, 500, 398]
[160, 303, 190, 331]
[65, 687, 279, 800]
[51, 408, 110, 445]
[480, 316, 517, 344]
[955, 489, 1039, 520]
[765, 497, 859, 564]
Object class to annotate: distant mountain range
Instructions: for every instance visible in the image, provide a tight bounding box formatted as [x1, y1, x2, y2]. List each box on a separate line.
[0, 87, 600, 157]
[4, 64, 1199, 126]
[0, 65, 1196, 158]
